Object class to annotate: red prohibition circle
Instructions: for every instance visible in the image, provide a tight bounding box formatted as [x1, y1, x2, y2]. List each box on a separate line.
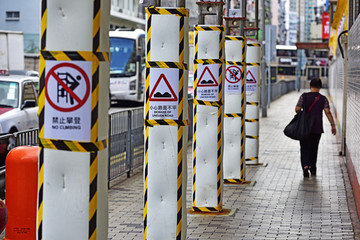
[45, 62, 91, 112]
[225, 66, 242, 84]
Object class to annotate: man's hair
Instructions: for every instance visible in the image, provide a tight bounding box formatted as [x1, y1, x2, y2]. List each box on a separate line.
[310, 78, 322, 88]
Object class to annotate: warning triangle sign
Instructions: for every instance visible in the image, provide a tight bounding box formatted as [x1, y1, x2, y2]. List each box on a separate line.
[246, 70, 257, 83]
[197, 66, 219, 87]
[149, 74, 178, 102]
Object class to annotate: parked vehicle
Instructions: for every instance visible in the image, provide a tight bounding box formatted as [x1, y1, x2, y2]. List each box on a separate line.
[0, 70, 39, 165]
[109, 29, 145, 104]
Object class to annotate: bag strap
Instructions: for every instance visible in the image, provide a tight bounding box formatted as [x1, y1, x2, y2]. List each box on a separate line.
[307, 93, 321, 112]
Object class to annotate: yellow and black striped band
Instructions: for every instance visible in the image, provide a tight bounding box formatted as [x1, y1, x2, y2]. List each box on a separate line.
[247, 101, 259, 106]
[145, 119, 189, 127]
[245, 119, 259, 122]
[194, 59, 224, 64]
[225, 36, 247, 41]
[40, 50, 109, 62]
[39, 138, 107, 152]
[146, 61, 188, 70]
[247, 63, 261, 66]
[194, 99, 223, 108]
[146, 6, 189, 17]
[224, 113, 243, 118]
[246, 135, 259, 139]
[247, 43, 261, 47]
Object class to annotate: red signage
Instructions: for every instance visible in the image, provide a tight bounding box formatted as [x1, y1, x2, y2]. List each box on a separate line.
[322, 12, 330, 40]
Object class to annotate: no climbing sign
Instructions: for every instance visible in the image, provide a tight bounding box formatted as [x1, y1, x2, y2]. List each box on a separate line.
[44, 61, 93, 142]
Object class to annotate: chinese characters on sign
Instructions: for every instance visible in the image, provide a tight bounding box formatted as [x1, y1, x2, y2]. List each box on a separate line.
[149, 69, 179, 120]
[246, 67, 258, 93]
[44, 61, 92, 141]
[196, 64, 219, 101]
[225, 65, 243, 94]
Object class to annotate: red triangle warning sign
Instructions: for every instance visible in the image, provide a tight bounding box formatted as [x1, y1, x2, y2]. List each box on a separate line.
[149, 74, 178, 102]
[246, 70, 257, 83]
[197, 66, 219, 87]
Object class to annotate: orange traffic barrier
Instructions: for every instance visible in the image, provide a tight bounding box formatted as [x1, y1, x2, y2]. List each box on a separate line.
[5, 146, 38, 240]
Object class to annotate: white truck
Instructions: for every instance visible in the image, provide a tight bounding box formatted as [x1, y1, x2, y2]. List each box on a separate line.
[0, 30, 25, 71]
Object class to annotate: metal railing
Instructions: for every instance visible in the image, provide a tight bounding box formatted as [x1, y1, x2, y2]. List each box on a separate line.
[108, 107, 144, 181]
[0, 128, 39, 198]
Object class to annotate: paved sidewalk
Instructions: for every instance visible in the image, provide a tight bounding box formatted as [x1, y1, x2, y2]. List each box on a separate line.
[108, 90, 360, 239]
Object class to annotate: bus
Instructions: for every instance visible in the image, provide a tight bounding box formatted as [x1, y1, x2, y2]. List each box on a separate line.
[273, 45, 298, 82]
[271, 45, 328, 87]
[109, 29, 145, 104]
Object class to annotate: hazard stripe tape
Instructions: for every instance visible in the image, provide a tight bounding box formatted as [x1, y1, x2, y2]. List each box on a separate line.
[39, 138, 107, 152]
[197, 1, 225, 5]
[40, 50, 109, 62]
[225, 36, 247, 41]
[90, 1, 101, 237]
[217, 29, 223, 211]
[40, 0, 47, 50]
[38, 2, 46, 236]
[240, 38, 246, 182]
[224, 113, 243, 118]
[246, 157, 258, 161]
[247, 102, 259, 106]
[194, 99, 223, 107]
[224, 179, 245, 184]
[144, 126, 149, 239]
[194, 25, 224, 32]
[89, 152, 98, 240]
[192, 206, 223, 212]
[246, 135, 259, 139]
[226, 61, 246, 66]
[144, 8, 188, 240]
[146, 61, 188, 70]
[146, 6, 189, 17]
[38, 2, 46, 238]
[193, 25, 223, 212]
[245, 119, 259, 122]
[145, 119, 189, 127]
[247, 63, 261, 66]
[247, 43, 261, 47]
[194, 59, 224, 64]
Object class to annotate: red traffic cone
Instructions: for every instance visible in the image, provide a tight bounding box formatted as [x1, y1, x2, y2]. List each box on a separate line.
[0, 199, 7, 233]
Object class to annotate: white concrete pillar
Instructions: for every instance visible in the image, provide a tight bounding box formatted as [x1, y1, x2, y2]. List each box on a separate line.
[223, 36, 247, 183]
[245, 41, 261, 165]
[144, 7, 189, 240]
[192, 25, 224, 212]
[37, 0, 110, 239]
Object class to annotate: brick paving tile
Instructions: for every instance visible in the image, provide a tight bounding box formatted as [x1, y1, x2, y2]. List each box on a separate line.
[108, 90, 360, 239]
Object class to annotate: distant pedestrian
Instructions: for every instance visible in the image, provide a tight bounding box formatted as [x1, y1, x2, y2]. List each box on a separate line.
[295, 78, 336, 177]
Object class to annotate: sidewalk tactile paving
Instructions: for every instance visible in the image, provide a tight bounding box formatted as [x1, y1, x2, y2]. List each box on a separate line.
[108, 91, 359, 239]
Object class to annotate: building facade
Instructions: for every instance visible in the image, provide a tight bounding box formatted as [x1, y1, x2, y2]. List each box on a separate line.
[0, 0, 146, 55]
[0, 0, 40, 54]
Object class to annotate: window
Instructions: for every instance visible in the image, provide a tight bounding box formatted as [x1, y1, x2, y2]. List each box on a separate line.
[6, 11, 20, 21]
[22, 82, 37, 106]
[278, 67, 296, 76]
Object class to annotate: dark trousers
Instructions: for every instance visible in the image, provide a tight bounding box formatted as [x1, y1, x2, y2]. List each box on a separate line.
[300, 133, 321, 170]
